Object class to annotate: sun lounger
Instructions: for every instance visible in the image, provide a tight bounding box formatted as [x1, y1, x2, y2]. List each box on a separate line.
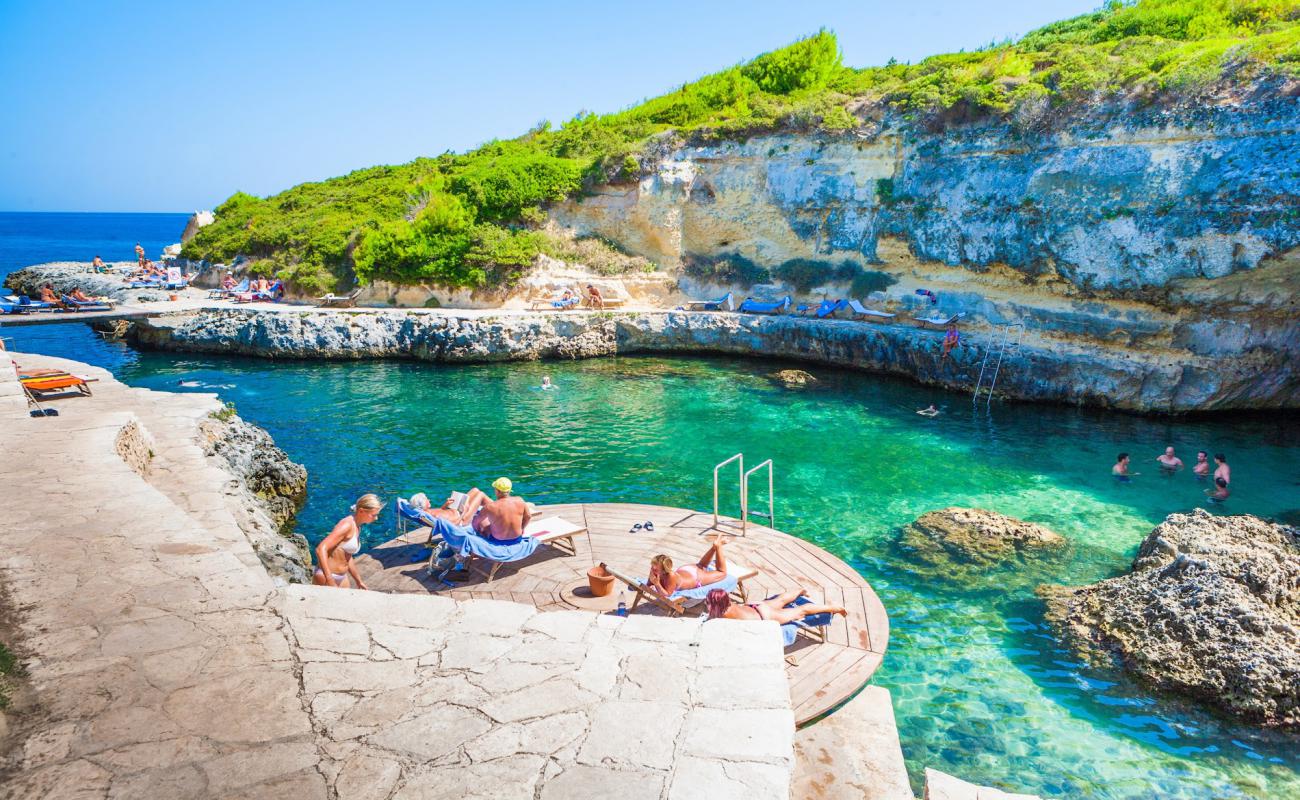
[776, 595, 834, 646]
[814, 299, 846, 319]
[7, 295, 54, 313]
[251, 280, 284, 302]
[603, 562, 757, 617]
[20, 371, 95, 396]
[738, 296, 791, 315]
[317, 288, 361, 308]
[531, 293, 581, 310]
[913, 312, 963, 328]
[684, 292, 734, 312]
[60, 295, 112, 312]
[847, 299, 896, 322]
[424, 515, 584, 583]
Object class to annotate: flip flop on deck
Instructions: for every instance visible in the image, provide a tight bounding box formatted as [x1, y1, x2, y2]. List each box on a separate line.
[602, 562, 757, 616]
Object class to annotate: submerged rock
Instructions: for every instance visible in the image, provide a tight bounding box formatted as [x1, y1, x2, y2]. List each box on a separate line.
[770, 368, 817, 387]
[899, 507, 1068, 572]
[199, 413, 311, 583]
[1039, 509, 1300, 728]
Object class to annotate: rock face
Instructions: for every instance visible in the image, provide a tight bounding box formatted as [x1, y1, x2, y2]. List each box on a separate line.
[900, 508, 1067, 571]
[199, 412, 311, 583]
[1039, 509, 1300, 728]
[120, 307, 1300, 412]
[4, 262, 161, 302]
[180, 210, 214, 244]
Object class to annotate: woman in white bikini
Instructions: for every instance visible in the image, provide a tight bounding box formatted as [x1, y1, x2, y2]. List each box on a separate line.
[647, 533, 731, 597]
[313, 493, 382, 589]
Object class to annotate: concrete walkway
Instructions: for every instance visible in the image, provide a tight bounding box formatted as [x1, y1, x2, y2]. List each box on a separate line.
[0, 353, 795, 799]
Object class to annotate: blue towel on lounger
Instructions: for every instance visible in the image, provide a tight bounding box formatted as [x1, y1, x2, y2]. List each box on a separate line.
[774, 594, 833, 647]
[670, 573, 739, 602]
[428, 517, 541, 562]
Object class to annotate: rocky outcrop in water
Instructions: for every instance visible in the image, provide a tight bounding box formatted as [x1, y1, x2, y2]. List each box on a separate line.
[199, 412, 311, 583]
[901, 508, 1067, 571]
[4, 262, 168, 303]
[1039, 509, 1300, 728]
[770, 369, 817, 387]
[119, 308, 1299, 412]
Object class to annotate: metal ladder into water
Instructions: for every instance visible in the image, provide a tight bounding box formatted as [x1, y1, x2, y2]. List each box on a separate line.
[711, 453, 774, 536]
[972, 323, 1026, 407]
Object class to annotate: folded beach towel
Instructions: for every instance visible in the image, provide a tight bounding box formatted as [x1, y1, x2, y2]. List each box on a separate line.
[428, 517, 541, 562]
[775, 595, 834, 646]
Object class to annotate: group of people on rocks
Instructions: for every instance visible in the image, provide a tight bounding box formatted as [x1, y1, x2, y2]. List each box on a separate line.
[1112, 447, 1232, 503]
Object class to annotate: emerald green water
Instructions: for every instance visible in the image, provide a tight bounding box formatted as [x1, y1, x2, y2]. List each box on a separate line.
[17, 330, 1300, 798]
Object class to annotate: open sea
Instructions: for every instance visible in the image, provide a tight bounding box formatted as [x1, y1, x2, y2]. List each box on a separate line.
[2, 212, 1298, 798]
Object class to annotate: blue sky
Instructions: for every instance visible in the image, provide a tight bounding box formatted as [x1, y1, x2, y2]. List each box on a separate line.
[0, 0, 1098, 212]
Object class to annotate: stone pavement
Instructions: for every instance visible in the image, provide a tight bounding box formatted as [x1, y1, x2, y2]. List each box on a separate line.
[0, 353, 795, 799]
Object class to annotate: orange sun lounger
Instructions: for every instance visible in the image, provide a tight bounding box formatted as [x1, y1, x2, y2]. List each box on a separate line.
[19, 371, 95, 396]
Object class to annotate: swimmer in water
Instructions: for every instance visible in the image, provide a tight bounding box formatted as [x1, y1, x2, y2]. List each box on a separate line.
[1112, 452, 1135, 481]
[1193, 450, 1211, 478]
[177, 379, 202, 388]
[541, 376, 553, 390]
[1214, 453, 1231, 487]
[916, 405, 940, 417]
[1205, 476, 1230, 504]
[1156, 446, 1183, 472]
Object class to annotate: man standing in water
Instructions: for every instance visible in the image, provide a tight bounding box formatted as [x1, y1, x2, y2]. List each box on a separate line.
[1193, 451, 1211, 478]
[1112, 453, 1134, 481]
[472, 477, 531, 542]
[1156, 447, 1184, 471]
[1214, 454, 1231, 486]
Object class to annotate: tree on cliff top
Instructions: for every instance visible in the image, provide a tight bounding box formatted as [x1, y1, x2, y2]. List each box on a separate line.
[184, 0, 1300, 294]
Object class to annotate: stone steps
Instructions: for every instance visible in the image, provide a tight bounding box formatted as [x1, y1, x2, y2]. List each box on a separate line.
[791, 685, 916, 799]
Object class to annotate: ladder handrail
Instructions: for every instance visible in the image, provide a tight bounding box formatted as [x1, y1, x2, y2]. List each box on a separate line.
[741, 459, 775, 535]
[973, 323, 1025, 406]
[713, 453, 744, 529]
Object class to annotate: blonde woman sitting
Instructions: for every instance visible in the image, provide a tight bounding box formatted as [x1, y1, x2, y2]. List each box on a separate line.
[313, 493, 383, 589]
[647, 533, 731, 598]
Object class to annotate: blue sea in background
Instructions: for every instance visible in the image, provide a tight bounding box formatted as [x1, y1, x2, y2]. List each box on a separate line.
[2, 212, 1298, 799]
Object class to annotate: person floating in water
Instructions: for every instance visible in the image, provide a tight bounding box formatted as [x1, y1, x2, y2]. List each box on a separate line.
[941, 323, 961, 360]
[1214, 453, 1231, 486]
[1205, 477, 1230, 504]
[1156, 446, 1184, 472]
[1193, 450, 1211, 478]
[916, 405, 940, 417]
[1112, 452, 1135, 481]
[541, 375, 553, 390]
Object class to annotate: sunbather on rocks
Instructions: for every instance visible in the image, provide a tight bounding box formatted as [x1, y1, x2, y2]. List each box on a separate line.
[69, 287, 93, 303]
[705, 587, 847, 623]
[648, 533, 731, 597]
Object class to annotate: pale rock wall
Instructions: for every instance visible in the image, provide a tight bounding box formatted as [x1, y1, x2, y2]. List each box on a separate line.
[552, 100, 1300, 297]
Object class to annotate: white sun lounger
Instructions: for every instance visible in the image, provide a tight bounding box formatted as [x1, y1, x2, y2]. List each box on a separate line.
[914, 312, 963, 328]
[603, 562, 757, 616]
[847, 299, 896, 322]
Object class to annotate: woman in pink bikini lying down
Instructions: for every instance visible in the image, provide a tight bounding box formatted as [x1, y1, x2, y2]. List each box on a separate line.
[705, 587, 847, 623]
[647, 533, 732, 597]
[313, 493, 383, 589]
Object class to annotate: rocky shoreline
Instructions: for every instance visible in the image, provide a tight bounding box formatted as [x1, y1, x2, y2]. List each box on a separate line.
[106, 306, 1298, 413]
[1039, 510, 1300, 729]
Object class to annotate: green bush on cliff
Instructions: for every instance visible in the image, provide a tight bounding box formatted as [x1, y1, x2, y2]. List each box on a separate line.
[185, 0, 1300, 292]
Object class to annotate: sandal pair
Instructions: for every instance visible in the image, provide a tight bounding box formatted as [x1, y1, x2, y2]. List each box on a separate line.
[629, 520, 656, 534]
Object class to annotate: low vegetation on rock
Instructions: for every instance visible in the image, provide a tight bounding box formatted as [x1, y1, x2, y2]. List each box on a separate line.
[182, 0, 1300, 294]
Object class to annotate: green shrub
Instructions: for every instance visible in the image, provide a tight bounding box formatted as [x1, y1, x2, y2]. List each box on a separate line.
[186, 1, 1300, 292]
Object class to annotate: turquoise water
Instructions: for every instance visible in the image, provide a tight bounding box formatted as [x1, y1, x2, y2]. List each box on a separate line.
[81, 348, 1299, 799]
[5, 216, 1298, 798]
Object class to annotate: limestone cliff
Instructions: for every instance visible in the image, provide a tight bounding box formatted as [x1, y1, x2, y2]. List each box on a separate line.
[116, 307, 1299, 412]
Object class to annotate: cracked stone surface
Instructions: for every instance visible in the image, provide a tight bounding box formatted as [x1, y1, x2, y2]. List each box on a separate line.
[0, 354, 795, 798]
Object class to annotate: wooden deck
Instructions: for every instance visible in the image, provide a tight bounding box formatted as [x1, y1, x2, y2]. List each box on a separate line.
[355, 502, 889, 726]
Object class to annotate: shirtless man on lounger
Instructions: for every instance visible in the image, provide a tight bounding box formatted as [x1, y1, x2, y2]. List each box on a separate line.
[464, 477, 530, 542]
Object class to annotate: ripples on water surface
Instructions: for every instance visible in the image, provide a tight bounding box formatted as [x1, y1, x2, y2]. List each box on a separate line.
[8, 327, 1300, 799]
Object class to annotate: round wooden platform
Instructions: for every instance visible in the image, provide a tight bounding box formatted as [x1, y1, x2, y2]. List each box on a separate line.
[355, 502, 889, 726]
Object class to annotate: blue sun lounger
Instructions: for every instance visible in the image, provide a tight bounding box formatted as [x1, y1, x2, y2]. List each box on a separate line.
[778, 595, 834, 647]
[804, 299, 845, 319]
[60, 295, 112, 311]
[738, 296, 791, 315]
[424, 514, 584, 583]
[8, 295, 54, 313]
